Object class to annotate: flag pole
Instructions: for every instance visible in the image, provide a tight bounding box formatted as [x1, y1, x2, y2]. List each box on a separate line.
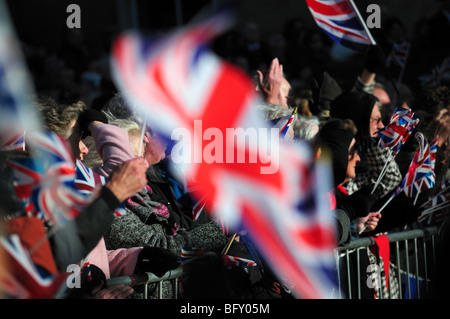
[413, 179, 424, 206]
[371, 151, 393, 194]
[377, 192, 397, 214]
[348, 0, 377, 45]
[419, 184, 450, 209]
[138, 114, 148, 157]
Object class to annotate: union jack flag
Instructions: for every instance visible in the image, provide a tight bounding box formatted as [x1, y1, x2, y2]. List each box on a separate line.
[0, 3, 42, 142]
[305, 0, 374, 51]
[0, 234, 69, 299]
[272, 107, 298, 139]
[396, 133, 437, 198]
[111, 15, 338, 298]
[419, 56, 450, 88]
[377, 107, 420, 157]
[422, 177, 450, 209]
[386, 41, 411, 69]
[0, 130, 26, 151]
[7, 132, 89, 225]
[222, 255, 257, 267]
[74, 159, 126, 217]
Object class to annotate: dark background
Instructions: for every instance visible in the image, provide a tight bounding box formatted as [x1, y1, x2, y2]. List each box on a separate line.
[4, 0, 450, 111]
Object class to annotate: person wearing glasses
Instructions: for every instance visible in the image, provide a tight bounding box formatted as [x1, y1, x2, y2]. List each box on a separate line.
[329, 90, 402, 201]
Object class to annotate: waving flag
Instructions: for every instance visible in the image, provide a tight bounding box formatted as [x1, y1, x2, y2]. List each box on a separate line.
[0, 234, 69, 299]
[271, 107, 298, 139]
[418, 177, 450, 224]
[0, 130, 26, 152]
[305, 0, 374, 51]
[377, 107, 420, 157]
[393, 133, 437, 200]
[74, 160, 126, 217]
[0, 1, 42, 142]
[7, 132, 89, 225]
[111, 15, 338, 298]
[419, 56, 450, 88]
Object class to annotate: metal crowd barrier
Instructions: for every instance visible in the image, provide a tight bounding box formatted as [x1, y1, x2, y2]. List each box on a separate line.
[106, 266, 183, 299]
[334, 226, 438, 299]
[106, 227, 438, 300]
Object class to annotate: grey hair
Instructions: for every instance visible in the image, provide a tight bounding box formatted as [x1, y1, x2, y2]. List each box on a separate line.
[102, 109, 142, 132]
[293, 117, 320, 143]
[102, 93, 143, 125]
[256, 102, 294, 121]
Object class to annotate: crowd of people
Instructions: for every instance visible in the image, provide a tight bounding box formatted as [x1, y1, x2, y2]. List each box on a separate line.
[1, 2, 450, 300]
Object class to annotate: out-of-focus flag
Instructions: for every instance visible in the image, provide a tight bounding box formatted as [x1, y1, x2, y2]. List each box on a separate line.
[305, 0, 375, 51]
[0, 1, 42, 140]
[74, 160, 126, 217]
[377, 107, 420, 157]
[111, 14, 339, 298]
[0, 234, 69, 299]
[386, 41, 411, 69]
[0, 131, 26, 152]
[419, 56, 450, 88]
[6, 132, 89, 226]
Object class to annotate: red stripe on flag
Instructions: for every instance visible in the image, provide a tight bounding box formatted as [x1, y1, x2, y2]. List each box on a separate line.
[241, 202, 323, 298]
[306, 0, 353, 16]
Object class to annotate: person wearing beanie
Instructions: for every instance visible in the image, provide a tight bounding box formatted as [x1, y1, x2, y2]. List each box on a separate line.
[310, 72, 342, 121]
[330, 91, 402, 200]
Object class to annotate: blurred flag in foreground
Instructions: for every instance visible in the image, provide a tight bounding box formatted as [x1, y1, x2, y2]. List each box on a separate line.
[0, 1, 42, 140]
[305, 0, 374, 51]
[7, 132, 89, 226]
[111, 14, 338, 298]
[0, 234, 68, 299]
[74, 160, 126, 217]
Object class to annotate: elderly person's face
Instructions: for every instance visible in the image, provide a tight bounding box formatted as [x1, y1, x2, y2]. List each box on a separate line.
[369, 103, 384, 137]
[142, 131, 167, 165]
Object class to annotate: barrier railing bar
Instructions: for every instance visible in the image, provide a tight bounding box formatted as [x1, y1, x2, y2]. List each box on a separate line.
[422, 238, 428, 295]
[405, 239, 411, 298]
[414, 238, 420, 299]
[106, 267, 183, 299]
[356, 248, 361, 299]
[334, 227, 437, 299]
[396, 241, 402, 299]
[346, 250, 352, 299]
[335, 251, 343, 299]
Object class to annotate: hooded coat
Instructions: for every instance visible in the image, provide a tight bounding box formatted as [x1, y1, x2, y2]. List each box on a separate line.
[329, 91, 402, 199]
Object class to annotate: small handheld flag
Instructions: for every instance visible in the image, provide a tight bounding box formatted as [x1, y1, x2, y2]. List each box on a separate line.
[305, 0, 375, 51]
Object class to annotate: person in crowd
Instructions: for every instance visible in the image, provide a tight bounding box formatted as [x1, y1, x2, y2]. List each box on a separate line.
[317, 118, 380, 244]
[256, 57, 292, 109]
[330, 90, 403, 201]
[35, 97, 180, 299]
[317, 118, 390, 299]
[78, 106, 230, 298]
